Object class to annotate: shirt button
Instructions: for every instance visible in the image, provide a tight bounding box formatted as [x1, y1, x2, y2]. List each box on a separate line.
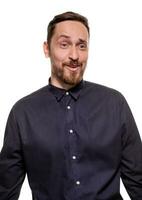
[67, 105, 71, 110]
[66, 91, 69, 95]
[72, 156, 76, 160]
[69, 129, 73, 133]
[76, 181, 80, 185]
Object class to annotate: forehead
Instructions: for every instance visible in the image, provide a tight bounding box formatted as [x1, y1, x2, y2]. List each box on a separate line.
[53, 20, 89, 41]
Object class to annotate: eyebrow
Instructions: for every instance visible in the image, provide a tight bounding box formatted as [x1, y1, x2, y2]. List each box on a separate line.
[58, 35, 88, 43]
[78, 38, 87, 44]
[58, 34, 71, 39]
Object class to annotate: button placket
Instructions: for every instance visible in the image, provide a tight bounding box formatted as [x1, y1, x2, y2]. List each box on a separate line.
[66, 98, 81, 189]
[69, 131, 81, 186]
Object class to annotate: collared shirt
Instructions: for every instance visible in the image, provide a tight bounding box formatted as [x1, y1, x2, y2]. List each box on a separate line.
[0, 80, 142, 200]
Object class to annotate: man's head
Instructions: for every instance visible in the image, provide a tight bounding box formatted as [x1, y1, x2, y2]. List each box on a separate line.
[43, 11, 90, 89]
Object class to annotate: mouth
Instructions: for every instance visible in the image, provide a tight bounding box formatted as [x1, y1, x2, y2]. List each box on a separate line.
[67, 66, 79, 72]
[64, 64, 82, 72]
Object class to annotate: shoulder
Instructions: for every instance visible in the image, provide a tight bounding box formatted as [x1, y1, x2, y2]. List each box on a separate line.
[83, 80, 126, 103]
[84, 80, 122, 96]
[11, 85, 52, 114]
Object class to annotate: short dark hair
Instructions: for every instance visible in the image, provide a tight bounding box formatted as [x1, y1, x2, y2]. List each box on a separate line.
[47, 11, 90, 47]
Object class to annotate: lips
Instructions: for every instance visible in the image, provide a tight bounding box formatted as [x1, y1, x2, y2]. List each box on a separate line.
[65, 64, 81, 72]
[67, 66, 79, 72]
[63, 61, 82, 71]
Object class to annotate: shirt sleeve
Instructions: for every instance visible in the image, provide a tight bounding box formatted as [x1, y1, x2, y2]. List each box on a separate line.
[0, 108, 26, 200]
[120, 95, 142, 199]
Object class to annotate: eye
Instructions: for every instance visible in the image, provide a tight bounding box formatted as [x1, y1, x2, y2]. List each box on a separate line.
[79, 43, 87, 50]
[60, 42, 69, 49]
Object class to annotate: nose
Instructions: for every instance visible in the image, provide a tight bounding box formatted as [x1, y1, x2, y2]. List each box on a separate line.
[69, 46, 79, 61]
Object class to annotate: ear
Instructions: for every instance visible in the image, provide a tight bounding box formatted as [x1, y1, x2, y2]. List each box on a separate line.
[43, 42, 50, 58]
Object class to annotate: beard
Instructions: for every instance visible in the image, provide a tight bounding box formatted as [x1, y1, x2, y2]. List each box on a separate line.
[51, 60, 86, 86]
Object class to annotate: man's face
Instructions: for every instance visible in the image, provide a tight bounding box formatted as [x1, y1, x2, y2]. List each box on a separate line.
[44, 20, 89, 89]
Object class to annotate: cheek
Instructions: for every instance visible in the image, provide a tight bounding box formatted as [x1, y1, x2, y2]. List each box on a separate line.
[52, 49, 69, 63]
[80, 52, 88, 63]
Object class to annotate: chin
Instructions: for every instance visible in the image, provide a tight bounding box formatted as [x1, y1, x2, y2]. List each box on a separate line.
[64, 77, 82, 86]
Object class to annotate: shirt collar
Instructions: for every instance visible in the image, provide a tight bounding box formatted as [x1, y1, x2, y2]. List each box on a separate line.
[48, 78, 84, 101]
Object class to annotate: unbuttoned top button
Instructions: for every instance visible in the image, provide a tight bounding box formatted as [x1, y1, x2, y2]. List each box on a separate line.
[76, 181, 80, 185]
[66, 91, 69, 95]
[67, 105, 71, 110]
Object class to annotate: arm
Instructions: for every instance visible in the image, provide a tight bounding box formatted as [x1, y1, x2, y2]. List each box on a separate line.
[120, 96, 142, 199]
[0, 108, 26, 200]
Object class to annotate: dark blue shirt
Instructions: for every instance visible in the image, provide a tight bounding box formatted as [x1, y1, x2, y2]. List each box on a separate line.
[0, 80, 142, 200]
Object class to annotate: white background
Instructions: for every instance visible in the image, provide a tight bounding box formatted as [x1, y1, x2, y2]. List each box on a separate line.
[0, 0, 142, 199]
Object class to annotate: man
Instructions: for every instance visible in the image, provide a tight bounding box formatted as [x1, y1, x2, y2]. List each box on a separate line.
[0, 11, 142, 200]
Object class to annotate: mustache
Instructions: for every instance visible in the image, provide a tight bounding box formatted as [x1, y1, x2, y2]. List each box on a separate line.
[63, 60, 82, 67]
